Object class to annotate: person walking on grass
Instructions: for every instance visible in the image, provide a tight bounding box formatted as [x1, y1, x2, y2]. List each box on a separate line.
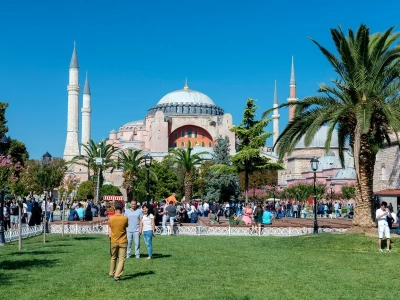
[124, 200, 143, 259]
[139, 204, 155, 260]
[376, 201, 391, 253]
[108, 202, 128, 281]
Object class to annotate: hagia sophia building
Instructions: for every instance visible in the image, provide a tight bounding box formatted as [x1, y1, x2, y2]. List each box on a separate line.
[62, 43, 400, 207]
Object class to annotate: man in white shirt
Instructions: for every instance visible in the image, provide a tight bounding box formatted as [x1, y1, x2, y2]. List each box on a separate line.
[376, 201, 391, 253]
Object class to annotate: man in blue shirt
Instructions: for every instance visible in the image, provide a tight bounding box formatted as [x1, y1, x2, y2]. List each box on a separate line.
[76, 204, 85, 221]
[262, 209, 274, 225]
[124, 200, 143, 258]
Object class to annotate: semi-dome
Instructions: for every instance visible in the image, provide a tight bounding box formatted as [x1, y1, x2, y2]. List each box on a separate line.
[295, 126, 339, 149]
[334, 168, 356, 179]
[157, 84, 215, 106]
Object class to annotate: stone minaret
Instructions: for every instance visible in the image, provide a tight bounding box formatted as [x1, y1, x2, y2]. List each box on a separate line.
[287, 56, 298, 122]
[81, 71, 92, 153]
[272, 80, 280, 146]
[63, 42, 80, 161]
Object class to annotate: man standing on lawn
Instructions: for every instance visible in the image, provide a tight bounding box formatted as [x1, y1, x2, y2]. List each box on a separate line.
[376, 201, 391, 253]
[124, 200, 142, 259]
[108, 202, 128, 281]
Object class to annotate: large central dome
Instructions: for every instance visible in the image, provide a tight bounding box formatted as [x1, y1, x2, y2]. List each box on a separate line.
[157, 84, 215, 105]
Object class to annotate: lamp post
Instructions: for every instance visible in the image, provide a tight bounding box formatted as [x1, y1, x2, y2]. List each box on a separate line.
[144, 153, 153, 204]
[95, 143, 102, 205]
[330, 183, 334, 203]
[310, 157, 319, 234]
[272, 181, 276, 211]
[0, 136, 10, 246]
[42, 152, 52, 239]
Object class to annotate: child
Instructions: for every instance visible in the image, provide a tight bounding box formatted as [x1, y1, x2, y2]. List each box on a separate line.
[139, 204, 155, 260]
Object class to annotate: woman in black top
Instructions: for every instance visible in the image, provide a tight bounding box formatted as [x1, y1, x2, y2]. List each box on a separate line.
[28, 202, 42, 226]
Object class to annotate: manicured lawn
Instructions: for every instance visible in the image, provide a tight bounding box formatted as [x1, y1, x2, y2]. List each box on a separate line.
[0, 233, 398, 300]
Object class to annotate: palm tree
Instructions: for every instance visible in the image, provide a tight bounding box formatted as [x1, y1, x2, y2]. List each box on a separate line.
[72, 139, 119, 199]
[117, 149, 144, 201]
[263, 25, 400, 229]
[167, 146, 207, 203]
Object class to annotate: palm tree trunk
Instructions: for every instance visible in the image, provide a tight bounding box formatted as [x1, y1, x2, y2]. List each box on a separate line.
[351, 129, 376, 229]
[184, 172, 192, 203]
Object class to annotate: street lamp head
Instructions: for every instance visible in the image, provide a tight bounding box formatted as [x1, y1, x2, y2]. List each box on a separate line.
[310, 157, 319, 172]
[330, 182, 333, 190]
[42, 152, 52, 164]
[144, 153, 153, 168]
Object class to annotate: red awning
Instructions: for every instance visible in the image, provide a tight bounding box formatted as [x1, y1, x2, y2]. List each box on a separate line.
[103, 195, 124, 201]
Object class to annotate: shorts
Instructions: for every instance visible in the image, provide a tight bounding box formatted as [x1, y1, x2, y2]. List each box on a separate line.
[10, 215, 19, 224]
[169, 216, 176, 226]
[378, 225, 390, 239]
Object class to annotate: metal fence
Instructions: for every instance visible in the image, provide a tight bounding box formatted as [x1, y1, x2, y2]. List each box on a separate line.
[4, 225, 43, 242]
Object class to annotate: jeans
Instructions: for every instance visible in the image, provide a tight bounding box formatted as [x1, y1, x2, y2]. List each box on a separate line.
[143, 230, 153, 257]
[191, 218, 198, 223]
[203, 210, 209, 217]
[286, 209, 291, 217]
[109, 243, 127, 278]
[126, 231, 140, 258]
[162, 216, 168, 233]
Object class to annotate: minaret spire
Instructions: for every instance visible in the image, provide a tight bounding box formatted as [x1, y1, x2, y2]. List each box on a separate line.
[64, 42, 81, 161]
[287, 56, 298, 122]
[272, 80, 280, 147]
[184, 77, 189, 90]
[83, 71, 91, 95]
[290, 56, 296, 85]
[81, 71, 92, 153]
[70, 41, 79, 69]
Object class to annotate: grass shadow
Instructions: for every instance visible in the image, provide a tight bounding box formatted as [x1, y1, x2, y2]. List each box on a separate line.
[151, 253, 171, 260]
[73, 236, 97, 241]
[0, 259, 58, 270]
[121, 271, 155, 280]
[9, 250, 67, 256]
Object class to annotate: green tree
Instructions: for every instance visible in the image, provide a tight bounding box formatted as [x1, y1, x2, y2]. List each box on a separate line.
[77, 180, 95, 200]
[100, 184, 122, 199]
[342, 185, 356, 201]
[7, 139, 29, 166]
[204, 136, 240, 203]
[231, 98, 282, 203]
[167, 146, 207, 203]
[263, 25, 400, 229]
[73, 139, 118, 200]
[133, 160, 176, 203]
[117, 149, 144, 201]
[0, 102, 9, 137]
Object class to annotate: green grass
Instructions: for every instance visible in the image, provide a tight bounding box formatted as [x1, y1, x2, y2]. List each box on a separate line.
[0, 233, 398, 300]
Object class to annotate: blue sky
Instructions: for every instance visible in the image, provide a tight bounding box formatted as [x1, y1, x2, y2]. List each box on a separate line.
[0, 0, 398, 159]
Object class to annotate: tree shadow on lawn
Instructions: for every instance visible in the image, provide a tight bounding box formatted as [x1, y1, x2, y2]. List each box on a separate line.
[73, 236, 98, 241]
[151, 253, 171, 260]
[9, 250, 67, 256]
[122, 271, 155, 280]
[0, 259, 59, 270]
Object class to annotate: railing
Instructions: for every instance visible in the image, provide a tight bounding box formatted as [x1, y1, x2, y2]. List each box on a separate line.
[49, 224, 352, 237]
[4, 225, 43, 242]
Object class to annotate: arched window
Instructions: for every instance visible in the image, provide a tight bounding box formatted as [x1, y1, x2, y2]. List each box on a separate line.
[174, 132, 178, 139]
[202, 142, 205, 147]
[208, 142, 212, 147]
[181, 141, 185, 147]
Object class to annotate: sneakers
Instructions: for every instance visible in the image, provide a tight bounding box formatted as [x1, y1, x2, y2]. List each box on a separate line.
[379, 249, 383, 253]
[114, 278, 120, 282]
[386, 249, 391, 253]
